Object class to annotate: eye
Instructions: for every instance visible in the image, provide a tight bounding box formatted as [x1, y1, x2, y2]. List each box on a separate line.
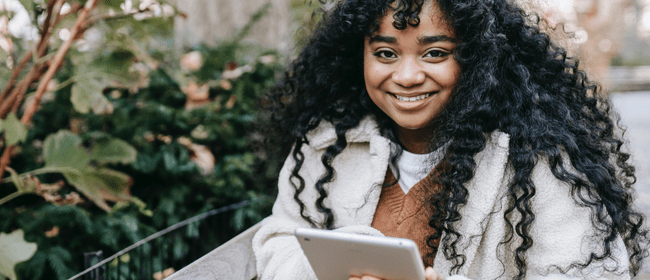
[424, 50, 449, 59]
[373, 50, 397, 59]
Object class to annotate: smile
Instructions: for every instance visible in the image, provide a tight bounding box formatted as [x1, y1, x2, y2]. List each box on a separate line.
[391, 92, 433, 102]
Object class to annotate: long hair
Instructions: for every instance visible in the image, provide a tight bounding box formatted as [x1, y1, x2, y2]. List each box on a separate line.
[262, 0, 648, 278]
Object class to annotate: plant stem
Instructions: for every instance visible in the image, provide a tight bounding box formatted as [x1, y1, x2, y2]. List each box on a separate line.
[1, 167, 81, 184]
[0, 0, 98, 180]
[0, 190, 24, 205]
[20, 0, 98, 125]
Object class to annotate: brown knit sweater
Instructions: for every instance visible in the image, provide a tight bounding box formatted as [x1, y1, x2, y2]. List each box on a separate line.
[370, 169, 440, 267]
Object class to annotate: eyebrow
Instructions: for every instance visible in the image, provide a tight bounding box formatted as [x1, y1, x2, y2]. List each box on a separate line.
[417, 35, 457, 44]
[368, 35, 397, 44]
[368, 35, 457, 45]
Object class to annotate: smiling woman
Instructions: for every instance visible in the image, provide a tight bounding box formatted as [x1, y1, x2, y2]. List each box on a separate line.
[364, 1, 459, 153]
[253, 0, 649, 279]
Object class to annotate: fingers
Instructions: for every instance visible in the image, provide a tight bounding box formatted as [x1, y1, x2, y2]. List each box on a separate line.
[425, 267, 442, 280]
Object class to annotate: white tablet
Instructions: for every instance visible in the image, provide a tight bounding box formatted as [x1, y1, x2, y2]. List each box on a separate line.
[295, 227, 426, 280]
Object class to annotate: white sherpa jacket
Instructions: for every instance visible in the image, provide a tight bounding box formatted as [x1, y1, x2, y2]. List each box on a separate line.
[252, 116, 630, 280]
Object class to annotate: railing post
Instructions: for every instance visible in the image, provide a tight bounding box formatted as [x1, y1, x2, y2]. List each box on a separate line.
[83, 251, 104, 280]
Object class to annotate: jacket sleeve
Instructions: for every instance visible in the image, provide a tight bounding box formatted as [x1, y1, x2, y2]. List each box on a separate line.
[522, 158, 631, 280]
[251, 147, 384, 280]
[442, 157, 631, 280]
[252, 148, 318, 280]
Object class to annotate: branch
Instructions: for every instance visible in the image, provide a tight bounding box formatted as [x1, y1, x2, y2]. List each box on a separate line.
[21, 0, 98, 125]
[0, 190, 26, 206]
[0, 146, 15, 182]
[38, 0, 59, 41]
[0, 0, 98, 180]
[0, 65, 42, 119]
[84, 5, 188, 27]
[85, 9, 146, 26]
[1, 167, 81, 184]
[0, 52, 32, 104]
[0, 0, 74, 105]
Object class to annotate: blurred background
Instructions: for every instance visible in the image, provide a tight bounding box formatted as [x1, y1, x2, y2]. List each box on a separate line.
[0, 0, 648, 279]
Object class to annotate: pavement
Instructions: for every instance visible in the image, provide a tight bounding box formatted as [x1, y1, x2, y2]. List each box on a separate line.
[610, 91, 650, 279]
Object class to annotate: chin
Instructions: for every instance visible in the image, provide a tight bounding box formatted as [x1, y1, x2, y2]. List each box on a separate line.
[396, 122, 428, 130]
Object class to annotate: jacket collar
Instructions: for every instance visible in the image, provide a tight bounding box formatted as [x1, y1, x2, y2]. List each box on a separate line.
[306, 116, 382, 150]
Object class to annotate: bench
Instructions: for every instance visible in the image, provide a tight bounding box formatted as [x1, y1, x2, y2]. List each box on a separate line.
[166, 222, 262, 280]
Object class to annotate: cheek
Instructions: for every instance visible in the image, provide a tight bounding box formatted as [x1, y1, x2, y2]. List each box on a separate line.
[446, 63, 461, 87]
[364, 62, 390, 90]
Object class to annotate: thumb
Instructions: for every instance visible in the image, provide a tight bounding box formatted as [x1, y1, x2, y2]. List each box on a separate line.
[425, 267, 442, 280]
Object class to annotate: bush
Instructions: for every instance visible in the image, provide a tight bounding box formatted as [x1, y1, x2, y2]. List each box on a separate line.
[0, 1, 280, 279]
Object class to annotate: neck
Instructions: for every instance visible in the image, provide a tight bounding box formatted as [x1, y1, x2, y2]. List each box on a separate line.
[396, 125, 434, 154]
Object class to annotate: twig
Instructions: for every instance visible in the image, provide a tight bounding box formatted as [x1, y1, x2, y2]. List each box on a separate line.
[85, 9, 147, 26]
[0, 146, 14, 182]
[0, 0, 68, 104]
[0, 81, 26, 118]
[38, 0, 58, 40]
[0, 48, 33, 104]
[20, 0, 98, 125]
[11, 84, 27, 114]
[0, 190, 25, 205]
[0, 0, 98, 180]
[0, 66, 41, 119]
[0, 166, 80, 184]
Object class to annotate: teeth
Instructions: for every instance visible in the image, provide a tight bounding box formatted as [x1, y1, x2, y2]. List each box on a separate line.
[393, 93, 432, 102]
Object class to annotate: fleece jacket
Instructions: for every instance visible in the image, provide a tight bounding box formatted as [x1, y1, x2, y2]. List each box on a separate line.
[252, 116, 631, 280]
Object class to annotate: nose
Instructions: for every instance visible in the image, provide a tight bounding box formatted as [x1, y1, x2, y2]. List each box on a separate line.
[392, 57, 425, 88]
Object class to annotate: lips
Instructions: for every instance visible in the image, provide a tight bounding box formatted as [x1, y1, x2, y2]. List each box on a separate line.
[390, 92, 434, 102]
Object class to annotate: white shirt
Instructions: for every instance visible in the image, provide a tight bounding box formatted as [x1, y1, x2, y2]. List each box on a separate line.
[389, 143, 447, 194]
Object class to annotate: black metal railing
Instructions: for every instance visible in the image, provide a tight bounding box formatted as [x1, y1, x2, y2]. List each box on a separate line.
[69, 200, 251, 280]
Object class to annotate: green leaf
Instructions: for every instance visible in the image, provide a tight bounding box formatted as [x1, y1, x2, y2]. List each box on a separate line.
[70, 79, 112, 114]
[18, 0, 32, 12]
[0, 229, 37, 280]
[90, 138, 138, 165]
[47, 247, 73, 279]
[43, 130, 90, 170]
[63, 167, 132, 212]
[1, 113, 27, 146]
[41, 131, 134, 211]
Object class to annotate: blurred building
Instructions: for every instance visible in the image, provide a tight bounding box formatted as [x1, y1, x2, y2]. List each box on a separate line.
[174, 0, 292, 54]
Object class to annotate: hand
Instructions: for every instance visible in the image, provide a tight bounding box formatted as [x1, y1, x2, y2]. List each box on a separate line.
[349, 267, 443, 280]
[425, 267, 444, 280]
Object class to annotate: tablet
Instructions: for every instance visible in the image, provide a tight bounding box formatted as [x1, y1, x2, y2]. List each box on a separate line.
[295, 227, 426, 280]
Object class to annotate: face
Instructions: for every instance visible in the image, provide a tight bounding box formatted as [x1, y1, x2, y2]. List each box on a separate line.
[364, 1, 460, 133]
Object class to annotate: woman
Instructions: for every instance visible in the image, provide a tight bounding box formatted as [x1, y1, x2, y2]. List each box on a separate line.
[252, 0, 648, 279]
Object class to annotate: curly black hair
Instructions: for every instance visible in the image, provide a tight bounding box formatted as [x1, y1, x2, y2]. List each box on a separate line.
[261, 0, 649, 278]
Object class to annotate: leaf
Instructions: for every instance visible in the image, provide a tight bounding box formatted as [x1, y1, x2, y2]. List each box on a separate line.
[43, 131, 90, 170]
[0, 229, 37, 280]
[70, 79, 113, 115]
[90, 138, 138, 165]
[1, 113, 27, 146]
[17, 0, 32, 12]
[47, 247, 73, 279]
[63, 167, 132, 212]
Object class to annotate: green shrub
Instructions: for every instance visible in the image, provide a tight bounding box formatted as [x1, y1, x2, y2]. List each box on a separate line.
[0, 2, 280, 279]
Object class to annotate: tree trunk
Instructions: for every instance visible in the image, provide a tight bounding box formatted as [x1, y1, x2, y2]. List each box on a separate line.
[174, 0, 292, 54]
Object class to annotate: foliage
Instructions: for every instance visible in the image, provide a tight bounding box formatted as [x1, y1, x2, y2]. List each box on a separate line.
[0, 0, 280, 279]
[0, 230, 36, 280]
